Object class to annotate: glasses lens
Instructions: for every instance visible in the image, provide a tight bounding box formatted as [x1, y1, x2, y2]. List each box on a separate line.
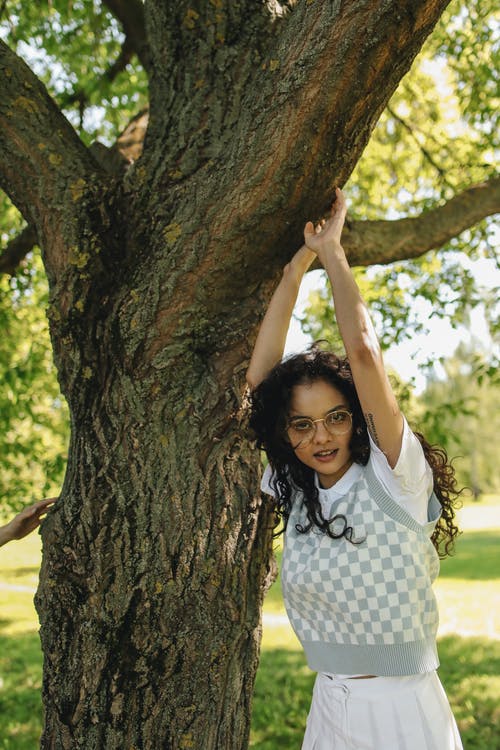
[287, 419, 314, 447]
[324, 410, 352, 435]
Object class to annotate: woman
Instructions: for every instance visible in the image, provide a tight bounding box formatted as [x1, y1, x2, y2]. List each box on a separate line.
[247, 189, 462, 749]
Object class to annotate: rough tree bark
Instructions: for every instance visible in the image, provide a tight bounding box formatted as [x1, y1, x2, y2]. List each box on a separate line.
[0, 1, 496, 748]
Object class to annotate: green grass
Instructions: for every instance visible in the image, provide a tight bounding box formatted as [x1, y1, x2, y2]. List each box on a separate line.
[0, 496, 499, 748]
[0, 631, 44, 750]
[251, 637, 500, 750]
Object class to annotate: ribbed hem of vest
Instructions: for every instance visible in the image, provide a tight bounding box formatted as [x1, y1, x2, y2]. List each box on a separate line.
[303, 639, 439, 677]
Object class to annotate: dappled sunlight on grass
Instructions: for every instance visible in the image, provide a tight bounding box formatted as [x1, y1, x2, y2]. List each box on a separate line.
[0, 630, 43, 749]
[0, 591, 40, 636]
[440, 530, 500, 580]
[436, 580, 500, 640]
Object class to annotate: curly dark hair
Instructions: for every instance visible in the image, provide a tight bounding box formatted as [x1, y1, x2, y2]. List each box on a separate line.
[249, 343, 461, 558]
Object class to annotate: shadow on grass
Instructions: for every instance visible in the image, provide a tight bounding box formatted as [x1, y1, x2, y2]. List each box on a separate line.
[0, 566, 40, 580]
[251, 636, 500, 750]
[440, 531, 500, 580]
[0, 631, 43, 750]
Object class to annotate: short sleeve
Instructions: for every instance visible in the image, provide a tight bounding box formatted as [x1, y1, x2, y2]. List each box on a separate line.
[261, 463, 276, 497]
[369, 416, 434, 525]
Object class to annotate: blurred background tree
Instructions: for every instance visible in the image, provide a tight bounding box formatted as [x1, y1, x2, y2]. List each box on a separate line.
[418, 342, 500, 495]
[0, 253, 68, 514]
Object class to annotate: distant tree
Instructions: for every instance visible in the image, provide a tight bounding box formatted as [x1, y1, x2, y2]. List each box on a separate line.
[0, 1, 499, 748]
[0, 256, 68, 514]
[418, 343, 500, 495]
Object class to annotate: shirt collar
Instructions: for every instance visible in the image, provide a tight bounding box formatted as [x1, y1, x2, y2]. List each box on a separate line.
[315, 461, 363, 499]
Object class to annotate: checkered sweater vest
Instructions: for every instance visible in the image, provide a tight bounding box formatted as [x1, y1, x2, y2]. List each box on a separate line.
[281, 459, 442, 676]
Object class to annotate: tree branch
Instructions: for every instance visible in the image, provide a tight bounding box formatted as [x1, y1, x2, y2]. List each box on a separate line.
[176, 0, 455, 291]
[0, 224, 37, 275]
[342, 177, 500, 266]
[141, 0, 276, 177]
[0, 40, 106, 280]
[134, 1, 453, 246]
[386, 104, 454, 187]
[102, 0, 151, 73]
[222, 0, 453, 221]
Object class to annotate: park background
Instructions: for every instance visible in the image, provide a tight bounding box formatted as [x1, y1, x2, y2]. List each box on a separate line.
[1, 0, 499, 747]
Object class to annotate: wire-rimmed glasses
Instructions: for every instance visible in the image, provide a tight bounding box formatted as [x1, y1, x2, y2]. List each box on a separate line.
[286, 409, 353, 448]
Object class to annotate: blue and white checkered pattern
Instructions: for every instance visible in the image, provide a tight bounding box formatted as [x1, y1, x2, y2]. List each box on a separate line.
[281, 460, 441, 675]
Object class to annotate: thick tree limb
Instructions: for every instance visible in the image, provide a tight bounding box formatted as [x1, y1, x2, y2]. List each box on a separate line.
[101, 0, 151, 73]
[139, 0, 457, 317]
[222, 0, 455, 223]
[142, 0, 276, 174]
[0, 224, 37, 275]
[0, 40, 104, 278]
[137, 1, 455, 275]
[343, 177, 500, 266]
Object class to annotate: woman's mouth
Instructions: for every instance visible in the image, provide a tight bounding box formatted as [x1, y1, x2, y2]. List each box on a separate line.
[313, 448, 338, 461]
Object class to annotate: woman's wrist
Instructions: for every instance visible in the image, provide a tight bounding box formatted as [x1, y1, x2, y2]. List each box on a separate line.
[284, 245, 316, 280]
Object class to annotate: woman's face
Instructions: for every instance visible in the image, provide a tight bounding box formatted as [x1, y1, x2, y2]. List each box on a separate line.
[287, 379, 353, 489]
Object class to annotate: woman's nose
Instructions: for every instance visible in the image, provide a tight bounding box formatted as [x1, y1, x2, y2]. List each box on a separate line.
[313, 420, 330, 443]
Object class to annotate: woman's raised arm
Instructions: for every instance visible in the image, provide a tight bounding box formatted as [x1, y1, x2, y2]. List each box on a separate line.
[246, 244, 315, 390]
[304, 188, 404, 468]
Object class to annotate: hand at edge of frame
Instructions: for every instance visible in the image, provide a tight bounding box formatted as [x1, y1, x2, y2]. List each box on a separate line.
[0, 497, 57, 545]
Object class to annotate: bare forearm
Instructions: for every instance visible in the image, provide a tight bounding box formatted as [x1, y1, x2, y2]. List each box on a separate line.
[246, 246, 314, 389]
[323, 246, 380, 361]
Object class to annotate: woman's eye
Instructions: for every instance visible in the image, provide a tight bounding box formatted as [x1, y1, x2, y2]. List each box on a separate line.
[291, 420, 312, 432]
[327, 411, 346, 423]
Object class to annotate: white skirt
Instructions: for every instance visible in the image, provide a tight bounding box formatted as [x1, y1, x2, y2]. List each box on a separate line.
[301, 671, 463, 750]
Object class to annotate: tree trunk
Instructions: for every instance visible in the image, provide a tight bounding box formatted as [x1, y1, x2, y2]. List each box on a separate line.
[37, 406, 274, 749]
[36, 189, 278, 750]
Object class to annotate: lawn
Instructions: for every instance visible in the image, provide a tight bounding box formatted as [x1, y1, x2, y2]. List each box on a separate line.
[0, 496, 499, 749]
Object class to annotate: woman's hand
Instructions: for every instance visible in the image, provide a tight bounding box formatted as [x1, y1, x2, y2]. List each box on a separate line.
[303, 187, 347, 263]
[0, 497, 57, 547]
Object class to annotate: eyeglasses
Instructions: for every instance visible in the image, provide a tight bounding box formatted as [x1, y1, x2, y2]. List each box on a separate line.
[286, 409, 353, 448]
